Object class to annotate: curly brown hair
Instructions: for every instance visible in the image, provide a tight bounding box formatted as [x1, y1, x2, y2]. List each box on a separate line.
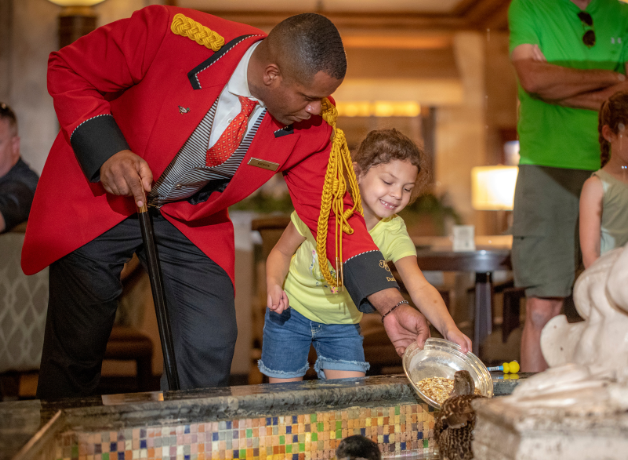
[352, 128, 428, 204]
[598, 91, 628, 167]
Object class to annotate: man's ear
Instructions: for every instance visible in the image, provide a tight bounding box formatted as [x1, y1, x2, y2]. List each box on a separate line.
[602, 124, 613, 142]
[262, 63, 282, 88]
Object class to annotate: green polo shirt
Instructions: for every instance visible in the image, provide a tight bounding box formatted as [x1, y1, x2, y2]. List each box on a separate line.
[509, 0, 628, 170]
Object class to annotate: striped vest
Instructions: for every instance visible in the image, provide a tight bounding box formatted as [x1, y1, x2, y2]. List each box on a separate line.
[148, 100, 266, 207]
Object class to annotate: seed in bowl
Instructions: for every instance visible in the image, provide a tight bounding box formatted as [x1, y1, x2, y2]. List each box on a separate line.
[416, 376, 481, 405]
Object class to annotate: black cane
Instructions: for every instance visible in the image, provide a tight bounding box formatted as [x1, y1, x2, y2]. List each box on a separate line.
[137, 200, 181, 391]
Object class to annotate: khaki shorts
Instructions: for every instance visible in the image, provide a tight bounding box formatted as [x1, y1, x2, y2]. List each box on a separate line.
[512, 165, 593, 298]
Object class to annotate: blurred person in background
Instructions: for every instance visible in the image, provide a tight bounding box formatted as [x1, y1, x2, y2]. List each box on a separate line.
[0, 102, 39, 233]
[509, 0, 628, 372]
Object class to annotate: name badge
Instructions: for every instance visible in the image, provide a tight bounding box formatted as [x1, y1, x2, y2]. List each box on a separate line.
[248, 158, 279, 172]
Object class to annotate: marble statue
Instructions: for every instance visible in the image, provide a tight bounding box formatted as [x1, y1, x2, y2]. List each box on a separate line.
[472, 244, 628, 460]
[508, 243, 628, 409]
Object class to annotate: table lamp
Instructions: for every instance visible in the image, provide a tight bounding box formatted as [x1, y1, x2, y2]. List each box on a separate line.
[471, 165, 518, 233]
[471, 165, 518, 211]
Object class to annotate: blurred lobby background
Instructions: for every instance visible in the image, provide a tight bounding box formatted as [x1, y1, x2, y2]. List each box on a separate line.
[0, 0, 527, 397]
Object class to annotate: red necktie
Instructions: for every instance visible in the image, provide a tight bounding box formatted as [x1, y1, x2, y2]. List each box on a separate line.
[206, 96, 258, 167]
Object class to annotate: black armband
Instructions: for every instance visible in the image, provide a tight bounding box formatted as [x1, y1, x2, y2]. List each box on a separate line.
[70, 114, 130, 182]
[343, 250, 400, 314]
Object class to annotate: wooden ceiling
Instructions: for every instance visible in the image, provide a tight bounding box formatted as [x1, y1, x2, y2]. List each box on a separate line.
[172, 0, 510, 31]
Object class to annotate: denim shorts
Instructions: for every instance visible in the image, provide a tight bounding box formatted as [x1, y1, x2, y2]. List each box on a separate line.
[258, 308, 370, 379]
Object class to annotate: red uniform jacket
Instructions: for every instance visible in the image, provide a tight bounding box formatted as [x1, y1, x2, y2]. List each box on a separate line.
[22, 5, 397, 306]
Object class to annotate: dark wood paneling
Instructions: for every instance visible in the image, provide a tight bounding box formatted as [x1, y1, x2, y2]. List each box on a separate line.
[202, 10, 465, 30]
[346, 47, 458, 79]
[203, 0, 511, 31]
[464, 0, 510, 30]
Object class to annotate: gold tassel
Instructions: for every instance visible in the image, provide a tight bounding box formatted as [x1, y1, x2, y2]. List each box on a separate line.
[316, 98, 363, 291]
[171, 13, 225, 51]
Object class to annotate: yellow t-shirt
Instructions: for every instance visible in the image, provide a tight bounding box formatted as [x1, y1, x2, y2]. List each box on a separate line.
[284, 211, 417, 324]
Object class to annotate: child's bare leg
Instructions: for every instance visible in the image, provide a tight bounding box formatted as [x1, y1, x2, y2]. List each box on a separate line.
[269, 376, 304, 384]
[322, 370, 365, 379]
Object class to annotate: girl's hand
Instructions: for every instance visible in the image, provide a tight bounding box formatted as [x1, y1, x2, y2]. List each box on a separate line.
[444, 328, 472, 354]
[267, 285, 290, 314]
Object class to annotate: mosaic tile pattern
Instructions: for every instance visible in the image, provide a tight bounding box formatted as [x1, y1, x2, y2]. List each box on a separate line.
[54, 403, 435, 460]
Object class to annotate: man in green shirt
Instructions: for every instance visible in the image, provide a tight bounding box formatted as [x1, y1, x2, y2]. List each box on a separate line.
[509, 0, 628, 372]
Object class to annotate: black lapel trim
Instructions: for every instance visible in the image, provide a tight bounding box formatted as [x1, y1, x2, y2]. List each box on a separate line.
[187, 34, 262, 90]
[274, 124, 294, 138]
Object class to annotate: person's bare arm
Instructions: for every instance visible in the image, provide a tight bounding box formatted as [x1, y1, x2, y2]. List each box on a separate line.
[511, 44, 625, 105]
[579, 176, 604, 269]
[265, 221, 305, 313]
[558, 81, 628, 111]
[394, 256, 471, 353]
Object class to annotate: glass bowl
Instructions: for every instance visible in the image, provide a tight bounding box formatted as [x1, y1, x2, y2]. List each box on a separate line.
[402, 338, 493, 409]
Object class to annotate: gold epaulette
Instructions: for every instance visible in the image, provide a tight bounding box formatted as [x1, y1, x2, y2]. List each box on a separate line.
[171, 13, 224, 51]
[316, 98, 363, 291]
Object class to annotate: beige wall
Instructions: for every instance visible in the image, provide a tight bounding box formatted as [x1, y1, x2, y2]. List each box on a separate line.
[0, 0, 58, 174]
[435, 32, 487, 233]
[437, 30, 517, 235]
[485, 31, 518, 162]
[483, 31, 519, 234]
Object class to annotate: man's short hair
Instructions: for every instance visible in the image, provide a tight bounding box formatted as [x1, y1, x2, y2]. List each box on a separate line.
[268, 13, 346, 83]
[0, 102, 18, 136]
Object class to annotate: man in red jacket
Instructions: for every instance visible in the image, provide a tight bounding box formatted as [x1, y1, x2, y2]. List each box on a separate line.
[25, 6, 431, 399]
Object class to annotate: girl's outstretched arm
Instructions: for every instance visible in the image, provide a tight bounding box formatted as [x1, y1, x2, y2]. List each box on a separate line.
[266, 221, 306, 313]
[579, 176, 604, 269]
[394, 255, 472, 353]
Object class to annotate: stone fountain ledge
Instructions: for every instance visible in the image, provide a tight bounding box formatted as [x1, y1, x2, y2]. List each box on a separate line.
[0, 374, 527, 460]
[473, 395, 628, 460]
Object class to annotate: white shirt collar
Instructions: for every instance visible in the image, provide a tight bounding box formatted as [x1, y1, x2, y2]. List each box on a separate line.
[227, 41, 264, 106]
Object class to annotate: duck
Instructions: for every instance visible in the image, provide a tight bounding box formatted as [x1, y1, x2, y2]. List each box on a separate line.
[434, 370, 486, 460]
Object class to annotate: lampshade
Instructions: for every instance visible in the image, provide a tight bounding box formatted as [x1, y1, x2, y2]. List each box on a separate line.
[47, 0, 105, 6]
[471, 165, 518, 211]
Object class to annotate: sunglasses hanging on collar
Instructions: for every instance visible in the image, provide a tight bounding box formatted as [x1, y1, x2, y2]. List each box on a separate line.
[577, 11, 596, 48]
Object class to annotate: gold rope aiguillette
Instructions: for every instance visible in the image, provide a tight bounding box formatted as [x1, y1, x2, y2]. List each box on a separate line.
[317, 98, 363, 292]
